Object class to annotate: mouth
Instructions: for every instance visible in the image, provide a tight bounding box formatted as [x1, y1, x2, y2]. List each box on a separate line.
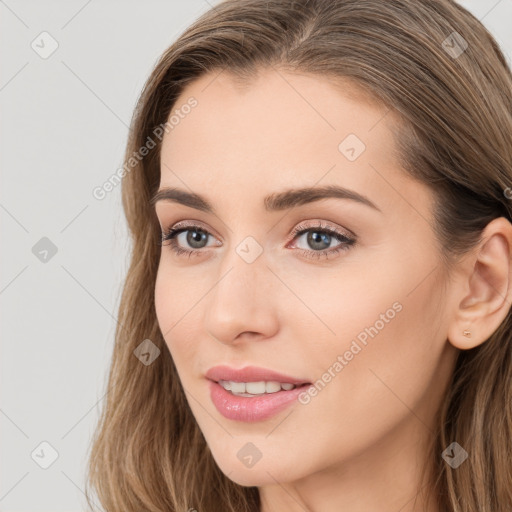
[207, 380, 312, 422]
[215, 379, 311, 397]
[205, 365, 312, 422]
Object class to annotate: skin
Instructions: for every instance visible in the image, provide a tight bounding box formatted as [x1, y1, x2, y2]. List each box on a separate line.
[153, 68, 512, 512]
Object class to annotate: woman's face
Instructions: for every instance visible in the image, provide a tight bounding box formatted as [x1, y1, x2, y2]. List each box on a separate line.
[154, 68, 459, 487]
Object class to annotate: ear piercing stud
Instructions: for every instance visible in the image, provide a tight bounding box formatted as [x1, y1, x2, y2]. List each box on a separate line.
[463, 330, 471, 337]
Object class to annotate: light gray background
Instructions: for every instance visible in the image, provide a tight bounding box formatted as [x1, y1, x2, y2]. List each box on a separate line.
[1, 1, 510, 511]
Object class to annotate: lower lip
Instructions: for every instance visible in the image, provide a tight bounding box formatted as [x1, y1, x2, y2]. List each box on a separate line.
[208, 380, 311, 422]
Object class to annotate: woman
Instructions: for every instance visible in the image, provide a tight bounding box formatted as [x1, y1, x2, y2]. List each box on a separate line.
[86, 1, 512, 510]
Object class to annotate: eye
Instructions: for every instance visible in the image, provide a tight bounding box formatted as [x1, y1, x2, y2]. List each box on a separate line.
[159, 220, 356, 261]
[159, 221, 220, 258]
[287, 220, 356, 260]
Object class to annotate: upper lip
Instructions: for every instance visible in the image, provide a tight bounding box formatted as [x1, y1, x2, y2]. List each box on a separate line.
[205, 365, 311, 385]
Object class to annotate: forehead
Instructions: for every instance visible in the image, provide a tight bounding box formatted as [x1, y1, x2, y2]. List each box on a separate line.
[163, 68, 394, 157]
[158, 68, 431, 222]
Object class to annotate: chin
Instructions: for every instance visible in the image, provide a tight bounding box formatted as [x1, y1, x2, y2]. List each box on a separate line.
[212, 451, 304, 487]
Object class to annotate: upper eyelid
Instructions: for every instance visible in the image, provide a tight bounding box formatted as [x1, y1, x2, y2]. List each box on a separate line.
[292, 220, 355, 238]
[167, 220, 221, 239]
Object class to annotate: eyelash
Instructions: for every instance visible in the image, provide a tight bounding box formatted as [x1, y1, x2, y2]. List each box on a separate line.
[158, 221, 356, 261]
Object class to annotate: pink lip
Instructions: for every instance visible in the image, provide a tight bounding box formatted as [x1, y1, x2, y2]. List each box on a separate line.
[205, 365, 310, 385]
[205, 365, 311, 422]
[208, 381, 311, 422]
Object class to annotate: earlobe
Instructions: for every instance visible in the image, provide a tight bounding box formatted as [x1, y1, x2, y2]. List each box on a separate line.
[447, 217, 512, 350]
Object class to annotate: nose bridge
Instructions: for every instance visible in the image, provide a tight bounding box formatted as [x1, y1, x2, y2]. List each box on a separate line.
[204, 237, 279, 343]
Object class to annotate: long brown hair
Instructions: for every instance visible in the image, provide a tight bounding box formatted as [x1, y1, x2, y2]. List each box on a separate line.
[86, 1, 512, 510]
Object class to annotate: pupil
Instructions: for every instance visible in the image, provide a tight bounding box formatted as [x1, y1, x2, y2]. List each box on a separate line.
[187, 229, 207, 248]
[308, 231, 330, 250]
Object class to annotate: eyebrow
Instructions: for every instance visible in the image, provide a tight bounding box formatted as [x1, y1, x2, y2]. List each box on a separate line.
[150, 184, 381, 214]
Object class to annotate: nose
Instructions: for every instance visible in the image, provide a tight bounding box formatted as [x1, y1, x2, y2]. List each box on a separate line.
[204, 247, 280, 346]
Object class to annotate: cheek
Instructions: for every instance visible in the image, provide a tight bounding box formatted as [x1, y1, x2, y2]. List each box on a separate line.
[154, 265, 173, 341]
[322, 250, 445, 395]
[297, 256, 446, 435]
[154, 264, 200, 369]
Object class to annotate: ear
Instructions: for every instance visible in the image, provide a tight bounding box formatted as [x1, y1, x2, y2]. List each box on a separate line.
[447, 217, 512, 350]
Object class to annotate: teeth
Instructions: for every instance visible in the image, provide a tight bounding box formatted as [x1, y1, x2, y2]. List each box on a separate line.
[230, 381, 246, 394]
[218, 380, 299, 396]
[265, 381, 282, 393]
[246, 381, 266, 394]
